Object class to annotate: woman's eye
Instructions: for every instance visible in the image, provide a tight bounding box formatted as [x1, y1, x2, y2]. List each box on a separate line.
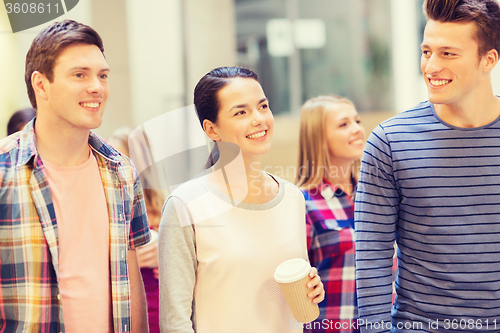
[75, 73, 83, 78]
[339, 123, 347, 128]
[260, 104, 269, 110]
[235, 110, 245, 116]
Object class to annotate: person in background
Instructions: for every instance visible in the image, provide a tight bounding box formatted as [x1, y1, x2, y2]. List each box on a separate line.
[355, 0, 500, 331]
[6, 107, 36, 136]
[159, 66, 325, 332]
[296, 95, 364, 332]
[109, 126, 165, 333]
[0, 20, 150, 332]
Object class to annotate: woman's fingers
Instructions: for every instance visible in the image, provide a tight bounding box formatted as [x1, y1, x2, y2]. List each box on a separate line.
[307, 267, 325, 303]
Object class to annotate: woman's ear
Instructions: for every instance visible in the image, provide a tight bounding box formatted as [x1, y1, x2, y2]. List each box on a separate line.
[203, 119, 221, 142]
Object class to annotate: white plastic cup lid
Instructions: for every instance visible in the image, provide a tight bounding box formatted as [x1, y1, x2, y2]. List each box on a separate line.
[274, 258, 311, 283]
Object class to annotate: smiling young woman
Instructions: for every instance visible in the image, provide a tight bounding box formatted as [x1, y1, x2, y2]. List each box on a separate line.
[158, 67, 325, 332]
[296, 95, 370, 332]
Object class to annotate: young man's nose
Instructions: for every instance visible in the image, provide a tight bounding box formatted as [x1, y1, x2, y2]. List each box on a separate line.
[87, 76, 106, 94]
[423, 54, 443, 75]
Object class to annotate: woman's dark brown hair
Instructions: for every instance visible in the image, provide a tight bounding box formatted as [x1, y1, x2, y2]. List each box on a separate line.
[193, 66, 259, 169]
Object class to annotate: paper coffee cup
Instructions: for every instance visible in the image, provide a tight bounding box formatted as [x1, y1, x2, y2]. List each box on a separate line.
[274, 258, 320, 323]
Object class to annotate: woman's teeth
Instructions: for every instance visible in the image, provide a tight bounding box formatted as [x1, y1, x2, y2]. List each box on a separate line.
[351, 139, 364, 145]
[247, 131, 266, 139]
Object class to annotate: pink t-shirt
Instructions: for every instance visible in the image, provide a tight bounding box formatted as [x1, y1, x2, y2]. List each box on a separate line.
[44, 149, 112, 333]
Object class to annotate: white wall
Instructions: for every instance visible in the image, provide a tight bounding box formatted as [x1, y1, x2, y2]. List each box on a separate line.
[492, 67, 500, 96]
[390, 0, 426, 112]
[125, 0, 185, 127]
[183, 0, 237, 103]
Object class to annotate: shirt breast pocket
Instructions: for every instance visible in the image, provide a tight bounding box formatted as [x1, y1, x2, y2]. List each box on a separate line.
[313, 218, 355, 255]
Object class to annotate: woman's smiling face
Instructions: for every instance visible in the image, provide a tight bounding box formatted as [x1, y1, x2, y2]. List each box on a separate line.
[325, 102, 365, 164]
[206, 77, 274, 159]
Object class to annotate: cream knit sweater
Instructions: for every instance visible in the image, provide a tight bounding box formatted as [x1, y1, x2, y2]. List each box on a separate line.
[159, 173, 308, 332]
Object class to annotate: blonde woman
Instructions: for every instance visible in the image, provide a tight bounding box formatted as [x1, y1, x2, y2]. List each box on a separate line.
[296, 95, 364, 332]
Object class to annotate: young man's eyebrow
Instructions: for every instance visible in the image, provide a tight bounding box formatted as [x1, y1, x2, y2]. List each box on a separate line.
[67, 66, 111, 72]
[420, 44, 461, 51]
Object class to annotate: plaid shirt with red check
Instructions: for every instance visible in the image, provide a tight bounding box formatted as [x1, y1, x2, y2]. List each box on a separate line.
[302, 179, 360, 332]
[0, 120, 150, 333]
[302, 179, 397, 332]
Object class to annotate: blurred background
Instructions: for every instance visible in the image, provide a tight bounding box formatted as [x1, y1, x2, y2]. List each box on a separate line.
[2, 0, 500, 185]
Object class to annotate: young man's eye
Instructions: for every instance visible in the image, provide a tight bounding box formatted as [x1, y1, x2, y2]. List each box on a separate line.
[75, 73, 83, 78]
[100, 74, 108, 79]
[260, 104, 269, 110]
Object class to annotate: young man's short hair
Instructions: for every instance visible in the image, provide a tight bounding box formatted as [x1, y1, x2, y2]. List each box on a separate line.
[424, 0, 500, 57]
[24, 20, 104, 109]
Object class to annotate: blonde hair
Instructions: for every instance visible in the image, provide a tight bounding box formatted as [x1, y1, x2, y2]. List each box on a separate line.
[109, 127, 165, 231]
[296, 95, 361, 191]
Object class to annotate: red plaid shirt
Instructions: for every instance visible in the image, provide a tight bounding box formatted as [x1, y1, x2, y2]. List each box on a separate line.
[302, 179, 397, 332]
[302, 179, 359, 332]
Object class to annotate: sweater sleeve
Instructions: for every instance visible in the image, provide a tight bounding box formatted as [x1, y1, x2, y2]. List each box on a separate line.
[158, 196, 197, 333]
[355, 125, 399, 333]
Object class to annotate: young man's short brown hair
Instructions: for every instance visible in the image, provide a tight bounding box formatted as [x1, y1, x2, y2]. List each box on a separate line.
[424, 0, 500, 57]
[25, 20, 104, 109]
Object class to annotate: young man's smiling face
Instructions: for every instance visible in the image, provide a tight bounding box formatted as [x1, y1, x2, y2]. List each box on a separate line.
[42, 43, 110, 131]
[421, 19, 489, 109]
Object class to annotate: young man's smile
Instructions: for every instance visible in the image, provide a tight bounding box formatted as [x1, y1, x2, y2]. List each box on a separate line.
[421, 20, 484, 109]
[44, 43, 110, 131]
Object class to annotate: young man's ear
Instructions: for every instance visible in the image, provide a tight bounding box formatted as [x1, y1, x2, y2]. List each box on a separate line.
[203, 119, 221, 142]
[31, 71, 50, 102]
[482, 48, 499, 72]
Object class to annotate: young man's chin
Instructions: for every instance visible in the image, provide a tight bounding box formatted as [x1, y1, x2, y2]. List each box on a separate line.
[427, 93, 450, 105]
[77, 118, 103, 131]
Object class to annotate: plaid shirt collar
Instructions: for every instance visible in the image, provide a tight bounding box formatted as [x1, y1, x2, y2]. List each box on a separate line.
[18, 118, 122, 168]
[319, 177, 357, 201]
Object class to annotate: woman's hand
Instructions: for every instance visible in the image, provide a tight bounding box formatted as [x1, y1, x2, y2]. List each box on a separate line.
[307, 267, 325, 304]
